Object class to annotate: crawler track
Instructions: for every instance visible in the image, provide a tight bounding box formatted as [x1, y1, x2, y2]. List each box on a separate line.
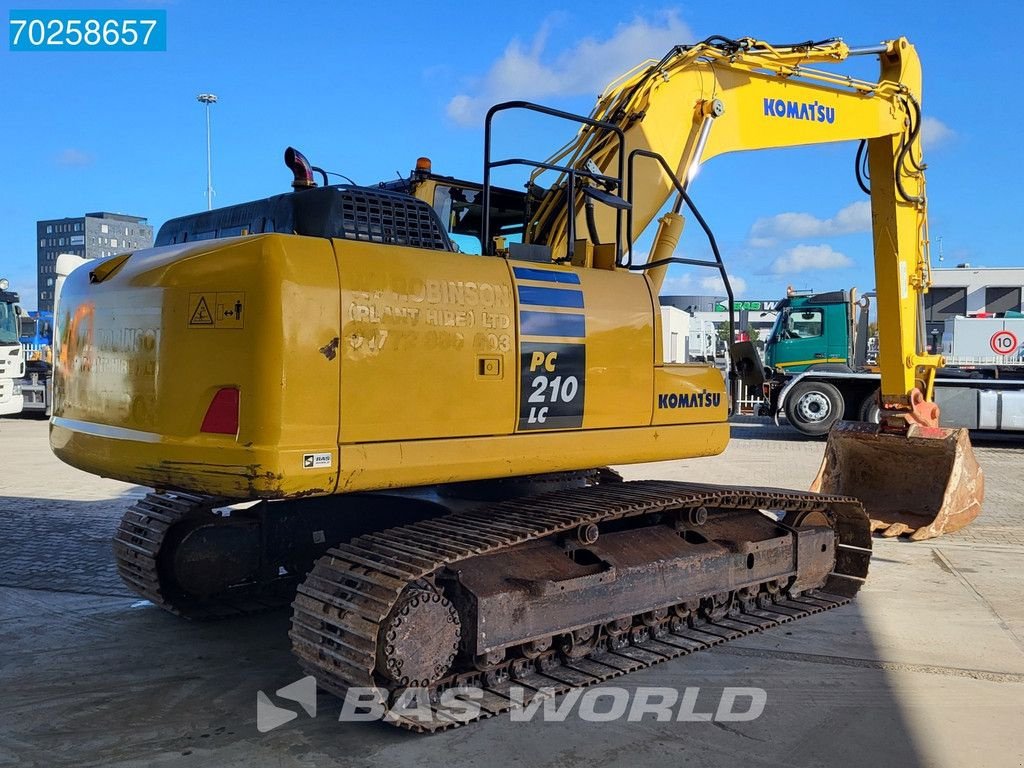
[112, 492, 294, 618]
[290, 480, 870, 732]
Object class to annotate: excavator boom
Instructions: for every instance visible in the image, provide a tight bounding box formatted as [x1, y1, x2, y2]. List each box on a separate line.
[517, 36, 982, 539]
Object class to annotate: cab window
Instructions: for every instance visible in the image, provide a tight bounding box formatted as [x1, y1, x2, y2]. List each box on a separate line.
[783, 308, 823, 339]
[433, 184, 526, 255]
[0, 302, 18, 344]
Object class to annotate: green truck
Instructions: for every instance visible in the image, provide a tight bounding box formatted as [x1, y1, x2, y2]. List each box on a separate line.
[758, 288, 1024, 436]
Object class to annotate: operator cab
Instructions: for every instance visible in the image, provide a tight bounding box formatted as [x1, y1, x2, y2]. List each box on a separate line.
[156, 148, 530, 256]
[378, 157, 528, 256]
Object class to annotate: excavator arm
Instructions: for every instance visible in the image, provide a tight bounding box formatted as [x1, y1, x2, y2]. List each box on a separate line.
[529, 36, 939, 422]
[518, 36, 981, 538]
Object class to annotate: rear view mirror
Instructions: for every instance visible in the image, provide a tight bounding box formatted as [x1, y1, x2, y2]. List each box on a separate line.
[730, 340, 765, 390]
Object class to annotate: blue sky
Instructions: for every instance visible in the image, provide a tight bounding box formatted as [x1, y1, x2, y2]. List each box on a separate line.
[0, 0, 1020, 309]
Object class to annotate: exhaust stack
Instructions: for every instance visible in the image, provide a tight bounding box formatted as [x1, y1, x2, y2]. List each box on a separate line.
[284, 147, 317, 189]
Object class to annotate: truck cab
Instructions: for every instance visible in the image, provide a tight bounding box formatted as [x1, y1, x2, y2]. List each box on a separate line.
[765, 290, 852, 372]
[760, 288, 880, 436]
[0, 280, 26, 416]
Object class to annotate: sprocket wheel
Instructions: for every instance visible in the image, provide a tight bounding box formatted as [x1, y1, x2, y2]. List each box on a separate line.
[376, 585, 461, 687]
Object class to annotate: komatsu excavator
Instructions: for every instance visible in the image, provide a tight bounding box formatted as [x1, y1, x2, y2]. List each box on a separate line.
[51, 36, 982, 729]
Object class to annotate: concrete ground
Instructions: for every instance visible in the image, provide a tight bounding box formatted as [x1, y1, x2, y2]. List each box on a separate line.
[1, 415, 1022, 768]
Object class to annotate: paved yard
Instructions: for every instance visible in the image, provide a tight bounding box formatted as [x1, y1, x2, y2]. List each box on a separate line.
[1, 416, 1022, 768]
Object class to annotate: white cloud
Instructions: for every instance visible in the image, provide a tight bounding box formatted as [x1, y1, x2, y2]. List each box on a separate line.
[700, 274, 747, 297]
[660, 273, 693, 295]
[446, 12, 693, 126]
[770, 244, 852, 274]
[749, 201, 870, 246]
[55, 148, 94, 167]
[920, 116, 954, 150]
[658, 271, 746, 298]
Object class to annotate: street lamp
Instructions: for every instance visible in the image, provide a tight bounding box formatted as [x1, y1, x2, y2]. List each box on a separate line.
[197, 93, 218, 211]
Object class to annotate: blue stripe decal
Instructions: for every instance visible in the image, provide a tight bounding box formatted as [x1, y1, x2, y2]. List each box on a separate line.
[520, 311, 586, 338]
[513, 267, 581, 284]
[517, 285, 585, 309]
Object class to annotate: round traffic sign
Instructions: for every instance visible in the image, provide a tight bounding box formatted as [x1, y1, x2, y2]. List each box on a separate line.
[990, 329, 1018, 356]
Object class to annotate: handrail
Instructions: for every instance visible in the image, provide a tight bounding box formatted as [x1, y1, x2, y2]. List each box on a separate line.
[482, 101, 627, 261]
[625, 148, 735, 353]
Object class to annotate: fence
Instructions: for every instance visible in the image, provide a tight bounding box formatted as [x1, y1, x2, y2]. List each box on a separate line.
[734, 380, 766, 415]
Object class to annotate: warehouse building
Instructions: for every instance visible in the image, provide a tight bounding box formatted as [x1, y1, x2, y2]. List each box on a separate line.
[925, 266, 1024, 343]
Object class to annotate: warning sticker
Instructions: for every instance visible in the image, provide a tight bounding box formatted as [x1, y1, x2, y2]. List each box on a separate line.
[189, 296, 213, 325]
[188, 292, 245, 329]
[215, 292, 245, 329]
[302, 452, 333, 469]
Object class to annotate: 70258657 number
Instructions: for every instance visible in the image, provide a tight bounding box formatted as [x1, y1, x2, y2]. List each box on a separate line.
[9, 11, 167, 51]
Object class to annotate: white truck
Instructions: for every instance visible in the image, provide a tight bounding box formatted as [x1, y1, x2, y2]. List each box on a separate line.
[0, 278, 26, 416]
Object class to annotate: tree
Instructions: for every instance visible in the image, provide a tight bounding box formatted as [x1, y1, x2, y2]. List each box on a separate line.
[717, 324, 760, 343]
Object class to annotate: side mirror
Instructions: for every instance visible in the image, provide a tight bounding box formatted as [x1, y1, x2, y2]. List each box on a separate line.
[730, 340, 765, 390]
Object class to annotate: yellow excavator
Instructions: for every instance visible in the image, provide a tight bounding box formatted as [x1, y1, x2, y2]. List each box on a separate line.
[51, 35, 981, 730]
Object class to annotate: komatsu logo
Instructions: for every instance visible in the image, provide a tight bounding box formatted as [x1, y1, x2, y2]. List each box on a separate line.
[658, 391, 722, 409]
[763, 98, 836, 124]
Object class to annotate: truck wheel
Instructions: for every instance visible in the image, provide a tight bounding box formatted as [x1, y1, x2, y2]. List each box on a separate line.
[859, 391, 880, 424]
[784, 381, 844, 436]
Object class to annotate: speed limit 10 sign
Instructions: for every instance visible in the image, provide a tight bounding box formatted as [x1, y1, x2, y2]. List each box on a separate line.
[990, 329, 1019, 356]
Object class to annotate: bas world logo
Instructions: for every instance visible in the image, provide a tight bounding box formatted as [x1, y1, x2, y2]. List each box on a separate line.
[256, 676, 317, 732]
[256, 677, 767, 730]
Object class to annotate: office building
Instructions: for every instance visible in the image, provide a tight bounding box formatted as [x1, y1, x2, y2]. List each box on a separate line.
[36, 212, 153, 311]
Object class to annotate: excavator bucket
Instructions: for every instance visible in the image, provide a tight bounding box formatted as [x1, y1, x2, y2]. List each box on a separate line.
[811, 422, 983, 541]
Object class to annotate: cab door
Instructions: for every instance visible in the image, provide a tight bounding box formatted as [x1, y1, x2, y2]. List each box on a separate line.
[777, 305, 826, 371]
[823, 302, 851, 364]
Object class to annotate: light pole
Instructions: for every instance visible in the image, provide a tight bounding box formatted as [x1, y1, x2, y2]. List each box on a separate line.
[197, 93, 218, 210]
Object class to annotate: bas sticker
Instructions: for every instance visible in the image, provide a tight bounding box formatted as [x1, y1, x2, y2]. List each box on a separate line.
[302, 452, 332, 469]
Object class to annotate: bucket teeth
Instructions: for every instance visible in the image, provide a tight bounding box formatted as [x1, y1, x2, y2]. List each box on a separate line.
[872, 521, 912, 538]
